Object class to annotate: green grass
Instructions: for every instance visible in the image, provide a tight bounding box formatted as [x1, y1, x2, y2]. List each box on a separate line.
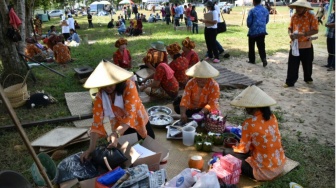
[0, 6, 334, 187]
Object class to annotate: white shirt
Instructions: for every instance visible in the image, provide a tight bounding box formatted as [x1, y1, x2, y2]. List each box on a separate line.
[206, 10, 218, 29]
[214, 4, 221, 22]
[67, 18, 75, 30]
[61, 20, 70, 33]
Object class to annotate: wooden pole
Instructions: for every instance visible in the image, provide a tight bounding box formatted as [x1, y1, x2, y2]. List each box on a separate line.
[0, 84, 54, 188]
[241, 5, 246, 26]
[1, 113, 93, 130]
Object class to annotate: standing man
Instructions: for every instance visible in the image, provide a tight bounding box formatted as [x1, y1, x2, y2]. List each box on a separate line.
[133, 4, 138, 19]
[315, 3, 325, 25]
[324, 2, 335, 71]
[87, 12, 94, 28]
[67, 15, 75, 30]
[174, 3, 182, 30]
[284, 0, 318, 87]
[165, 3, 171, 25]
[185, 4, 192, 32]
[246, 0, 269, 67]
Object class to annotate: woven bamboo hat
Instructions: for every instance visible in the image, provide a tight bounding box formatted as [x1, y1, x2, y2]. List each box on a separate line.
[84, 59, 133, 89]
[230, 85, 277, 107]
[288, 0, 313, 10]
[185, 60, 219, 78]
[150, 41, 166, 52]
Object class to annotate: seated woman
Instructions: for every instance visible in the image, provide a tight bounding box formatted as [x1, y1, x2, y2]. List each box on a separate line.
[67, 28, 80, 43]
[117, 21, 126, 35]
[112, 38, 132, 70]
[53, 35, 71, 64]
[139, 41, 179, 100]
[25, 37, 43, 61]
[80, 60, 155, 162]
[181, 37, 199, 68]
[140, 14, 147, 22]
[173, 61, 220, 123]
[131, 19, 143, 36]
[148, 14, 156, 23]
[125, 19, 136, 35]
[107, 19, 114, 28]
[74, 20, 80, 29]
[225, 85, 286, 181]
[155, 13, 161, 20]
[166, 43, 189, 89]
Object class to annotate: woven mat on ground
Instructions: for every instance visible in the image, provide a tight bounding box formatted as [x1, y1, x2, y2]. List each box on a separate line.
[65, 92, 93, 128]
[212, 65, 263, 89]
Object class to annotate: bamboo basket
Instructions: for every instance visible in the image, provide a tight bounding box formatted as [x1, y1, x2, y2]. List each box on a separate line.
[3, 73, 29, 108]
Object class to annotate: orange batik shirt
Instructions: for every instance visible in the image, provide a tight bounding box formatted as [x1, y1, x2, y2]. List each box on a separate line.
[233, 111, 286, 181]
[182, 50, 199, 68]
[180, 78, 220, 112]
[90, 80, 148, 138]
[289, 11, 318, 49]
[25, 43, 42, 60]
[53, 43, 71, 64]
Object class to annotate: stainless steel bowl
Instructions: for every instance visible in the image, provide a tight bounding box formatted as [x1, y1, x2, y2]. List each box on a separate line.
[147, 106, 172, 116]
[149, 115, 174, 127]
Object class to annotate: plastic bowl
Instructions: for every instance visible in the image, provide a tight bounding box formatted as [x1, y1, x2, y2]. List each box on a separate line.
[30, 152, 58, 186]
[0, 170, 32, 188]
[192, 113, 204, 122]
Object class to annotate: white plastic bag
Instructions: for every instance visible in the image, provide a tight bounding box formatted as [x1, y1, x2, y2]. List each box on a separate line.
[291, 31, 300, 56]
[164, 168, 195, 188]
[192, 171, 220, 188]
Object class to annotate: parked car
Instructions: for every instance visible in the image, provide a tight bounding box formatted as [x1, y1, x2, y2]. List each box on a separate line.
[48, 10, 63, 18]
[218, 2, 234, 13]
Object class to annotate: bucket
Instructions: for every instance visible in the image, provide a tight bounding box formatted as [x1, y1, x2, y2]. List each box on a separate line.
[30, 152, 58, 186]
[182, 126, 196, 146]
[0, 170, 32, 188]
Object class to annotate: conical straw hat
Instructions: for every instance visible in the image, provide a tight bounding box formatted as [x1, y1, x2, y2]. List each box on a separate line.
[230, 85, 277, 107]
[185, 61, 219, 78]
[84, 60, 133, 89]
[288, 0, 313, 10]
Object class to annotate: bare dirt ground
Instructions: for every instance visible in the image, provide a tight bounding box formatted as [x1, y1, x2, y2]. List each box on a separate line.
[217, 50, 335, 146]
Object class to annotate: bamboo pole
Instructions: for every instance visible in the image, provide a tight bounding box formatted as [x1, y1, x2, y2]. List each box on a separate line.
[0, 84, 53, 188]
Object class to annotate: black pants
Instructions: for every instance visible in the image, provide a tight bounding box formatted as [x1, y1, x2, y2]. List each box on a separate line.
[192, 22, 198, 34]
[317, 16, 323, 25]
[173, 96, 202, 117]
[204, 27, 218, 59]
[248, 35, 266, 63]
[285, 46, 314, 86]
[88, 20, 94, 28]
[327, 37, 335, 68]
[123, 121, 155, 140]
[223, 148, 255, 179]
[174, 17, 180, 26]
[63, 33, 70, 40]
[165, 15, 170, 25]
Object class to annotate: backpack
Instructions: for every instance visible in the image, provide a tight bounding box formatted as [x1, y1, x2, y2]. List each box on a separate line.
[6, 27, 21, 42]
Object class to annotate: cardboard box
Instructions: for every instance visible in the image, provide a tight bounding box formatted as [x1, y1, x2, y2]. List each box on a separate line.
[118, 133, 169, 171]
[210, 161, 232, 184]
[203, 12, 214, 27]
[220, 154, 242, 172]
[230, 174, 240, 184]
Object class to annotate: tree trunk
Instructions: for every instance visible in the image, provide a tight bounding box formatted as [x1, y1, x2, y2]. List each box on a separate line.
[0, 0, 27, 76]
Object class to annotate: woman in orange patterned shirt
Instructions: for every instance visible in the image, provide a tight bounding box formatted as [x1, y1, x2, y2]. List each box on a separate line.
[167, 42, 189, 88]
[181, 37, 199, 68]
[112, 38, 132, 70]
[173, 60, 220, 123]
[226, 85, 286, 181]
[53, 35, 71, 64]
[140, 41, 179, 99]
[80, 60, 155, 163]
[24, 37, 42, 60]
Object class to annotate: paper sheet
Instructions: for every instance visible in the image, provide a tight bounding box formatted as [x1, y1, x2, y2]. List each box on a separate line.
[133, 143, 156, 158]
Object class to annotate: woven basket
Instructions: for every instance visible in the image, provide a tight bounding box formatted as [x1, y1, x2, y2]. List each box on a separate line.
[3, 74, 29, 108]
[205, 113, 226, 133]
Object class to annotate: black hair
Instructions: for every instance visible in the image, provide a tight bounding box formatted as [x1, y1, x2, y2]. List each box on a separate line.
[254, 0, 262, 5]
[50, 25, 55, 30]
[260, 107, 272, 121]
[115, 81, 127, 96]
[70, 28, 76, 33]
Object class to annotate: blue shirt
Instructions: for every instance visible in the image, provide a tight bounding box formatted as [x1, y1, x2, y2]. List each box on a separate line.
[174, 5, 183, 18]
[68, 32, 80, 43]
[247, 5, 269, 37]
[326, 12, 335, 39]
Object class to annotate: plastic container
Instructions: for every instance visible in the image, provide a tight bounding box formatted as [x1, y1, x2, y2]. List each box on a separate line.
[30, 152, 58, 186]
[0, 170, 32, 188]
[182, 126, 196, 146]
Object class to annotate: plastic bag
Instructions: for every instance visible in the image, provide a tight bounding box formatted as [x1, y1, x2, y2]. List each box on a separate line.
[192, 171, 220, 188]
[97, 166, 126, 185]
[291, 31, 299, 57]
[164, 168, 195, 188]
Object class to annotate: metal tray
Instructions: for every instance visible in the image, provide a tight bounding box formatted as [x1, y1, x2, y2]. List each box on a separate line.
[149, 114, 174, 127]
[147, 106, 172, 116]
